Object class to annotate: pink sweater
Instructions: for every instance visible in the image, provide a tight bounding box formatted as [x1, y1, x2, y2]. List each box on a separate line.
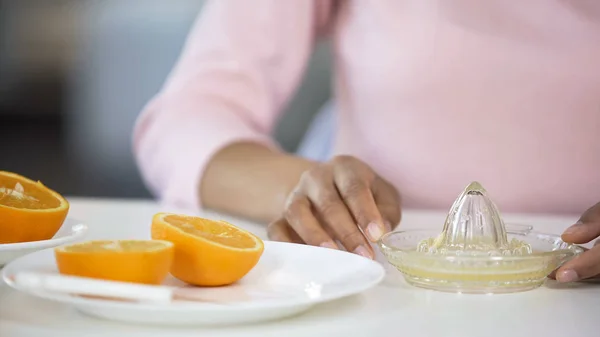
[133, 1, 600, 215]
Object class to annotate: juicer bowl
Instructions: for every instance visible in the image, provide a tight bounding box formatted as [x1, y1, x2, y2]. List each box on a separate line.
[378, 227, 584, 294]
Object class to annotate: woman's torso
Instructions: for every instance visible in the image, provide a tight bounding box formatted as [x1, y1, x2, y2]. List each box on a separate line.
[329, 0, 600, 214]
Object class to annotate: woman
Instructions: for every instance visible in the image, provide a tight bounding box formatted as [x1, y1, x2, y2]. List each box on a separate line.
[133, 1, 600, 283]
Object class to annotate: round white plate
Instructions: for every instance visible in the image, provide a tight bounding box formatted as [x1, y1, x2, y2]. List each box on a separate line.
[2, 242, 385, 326]
[0, 218, 88, 267]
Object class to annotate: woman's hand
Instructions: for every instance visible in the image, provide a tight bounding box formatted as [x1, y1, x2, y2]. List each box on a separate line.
[267, 155, 401, 259]
[555, 202, 600, 282]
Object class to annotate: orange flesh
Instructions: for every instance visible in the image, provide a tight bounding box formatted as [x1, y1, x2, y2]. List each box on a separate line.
[0, 176, 61, 209]
[164, 215, 257, 249]
[59, 240, 171, 253]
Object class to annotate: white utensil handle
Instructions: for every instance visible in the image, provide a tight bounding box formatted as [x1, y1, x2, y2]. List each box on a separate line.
[12, 272, 175, 304]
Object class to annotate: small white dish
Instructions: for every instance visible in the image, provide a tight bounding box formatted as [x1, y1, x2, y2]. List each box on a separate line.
[2, 241, 385, 326]
[0, 218, 88, 267]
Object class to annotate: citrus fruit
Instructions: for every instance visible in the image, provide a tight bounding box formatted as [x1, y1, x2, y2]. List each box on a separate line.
[150, 213, 264, 286]
[0, 171, 69, 244]
[55, 240, 174, 285]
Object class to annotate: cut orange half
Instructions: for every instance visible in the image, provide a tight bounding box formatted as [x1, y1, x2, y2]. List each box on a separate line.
[151, 213, 264, 286]
[0, 171, 69, 244]
[55, 240, 174, 285]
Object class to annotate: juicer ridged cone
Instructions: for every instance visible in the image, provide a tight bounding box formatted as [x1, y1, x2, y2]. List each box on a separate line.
[418, 181, 532, 255]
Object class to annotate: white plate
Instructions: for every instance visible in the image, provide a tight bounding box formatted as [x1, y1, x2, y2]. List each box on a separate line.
[2, 242, 385, 326]
[0, 218, 88, 266]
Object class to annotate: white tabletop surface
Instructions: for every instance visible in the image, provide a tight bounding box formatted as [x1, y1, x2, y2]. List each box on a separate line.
[1, 197, 599, 337]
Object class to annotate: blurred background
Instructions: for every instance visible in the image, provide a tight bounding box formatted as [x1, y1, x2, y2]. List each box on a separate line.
[0, 0, 332, 199]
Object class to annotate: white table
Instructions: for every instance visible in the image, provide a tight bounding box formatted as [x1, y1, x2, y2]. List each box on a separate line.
[1, 198, 599, 337]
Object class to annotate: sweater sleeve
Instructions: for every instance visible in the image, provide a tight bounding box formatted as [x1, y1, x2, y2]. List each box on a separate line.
[133, 0, 332, 210]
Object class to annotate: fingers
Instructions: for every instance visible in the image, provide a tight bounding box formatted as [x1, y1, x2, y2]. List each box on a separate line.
[555, 245, 600, 282]
[273, 156, 401, 260]
[267, 218, 304, 244]
[556, 204, 600, 283]
[334, 166, 386, 242]
[303, 169, 373, 258]
[548, 246, 589, 280]
[284, 191, 338, 249]
[372, 177, 402, 230]
[562, 202, 600, 244]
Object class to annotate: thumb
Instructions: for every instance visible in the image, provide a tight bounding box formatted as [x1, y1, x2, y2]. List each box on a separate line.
[555, 245, 600, 283]
[562, 202, 600, 244]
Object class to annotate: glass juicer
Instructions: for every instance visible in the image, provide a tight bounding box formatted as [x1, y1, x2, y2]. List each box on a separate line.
[378, 181, 584, 294]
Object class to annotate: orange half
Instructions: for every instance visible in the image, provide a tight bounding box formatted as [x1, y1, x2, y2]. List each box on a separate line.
[55, 240, 174, 285]
[0, 171, 69, 244]
[151, 213, 264, 286]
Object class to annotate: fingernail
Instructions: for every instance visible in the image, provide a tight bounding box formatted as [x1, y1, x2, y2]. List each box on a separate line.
[354, 245, 374, 259]
[320, 241, 338, 250]
[556, 269, 579, 283]
[564, 223, 584, 235]
[367, 222, 384, 241]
